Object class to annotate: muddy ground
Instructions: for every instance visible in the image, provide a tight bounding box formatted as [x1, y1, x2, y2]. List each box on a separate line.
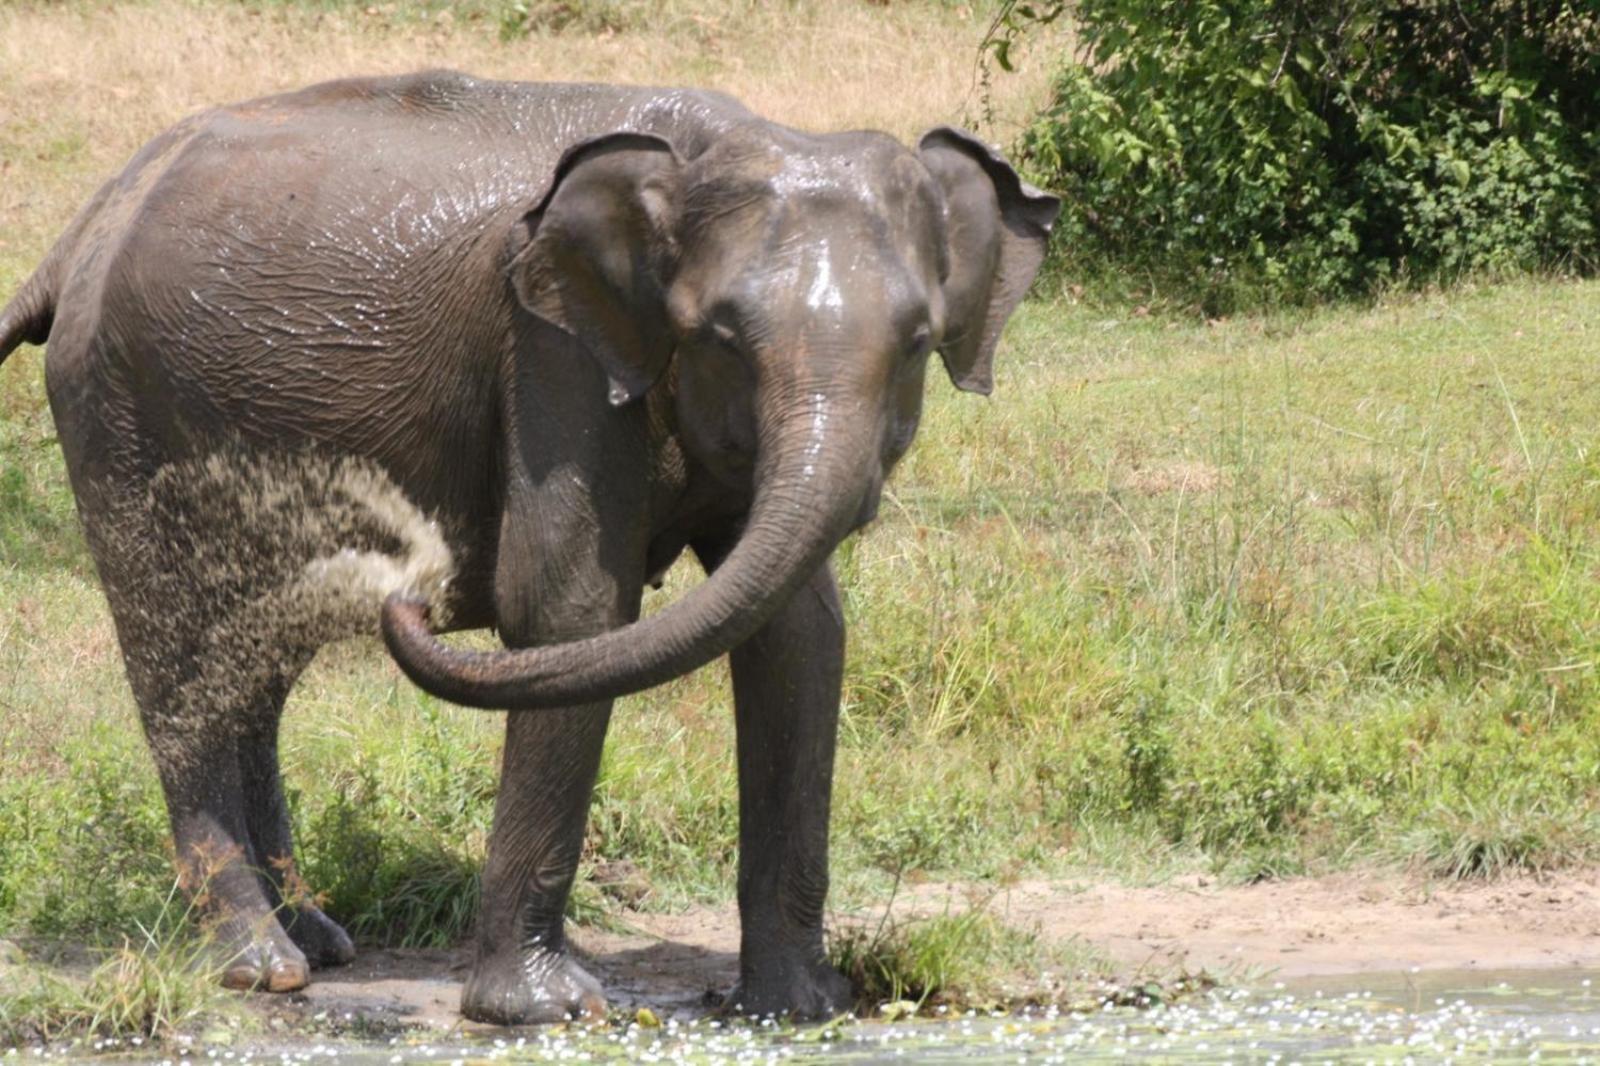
[259, 869, 1600, 1032]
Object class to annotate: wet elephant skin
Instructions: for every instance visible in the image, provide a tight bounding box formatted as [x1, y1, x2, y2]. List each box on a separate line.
[0, 71, 1058, 1023]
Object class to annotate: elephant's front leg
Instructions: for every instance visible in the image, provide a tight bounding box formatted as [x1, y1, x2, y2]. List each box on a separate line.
[725, 564, 854, 1019]
[462, 701, 612, 1025]
[461, 424, 646, 1024]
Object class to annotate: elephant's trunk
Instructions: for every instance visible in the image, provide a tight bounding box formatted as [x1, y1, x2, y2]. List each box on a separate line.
[381, 385, 873, 710]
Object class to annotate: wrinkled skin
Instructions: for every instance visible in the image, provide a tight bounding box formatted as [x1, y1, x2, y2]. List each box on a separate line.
[0, 72, 1057, 1023]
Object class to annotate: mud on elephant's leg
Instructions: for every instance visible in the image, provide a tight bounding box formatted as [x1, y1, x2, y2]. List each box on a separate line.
[97, 517, 314, 992]
[238, 659, 357, 971]
[461, 702, 613, 1025]
[723, 563, 853, 1019]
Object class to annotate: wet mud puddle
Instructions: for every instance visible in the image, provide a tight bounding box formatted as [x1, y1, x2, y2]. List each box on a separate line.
[43, 968, 1600, 1063]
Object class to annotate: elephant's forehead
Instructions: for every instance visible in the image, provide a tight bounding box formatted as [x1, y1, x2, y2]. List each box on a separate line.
[714, 133, 914, 208]
[769, 152, 875, 201]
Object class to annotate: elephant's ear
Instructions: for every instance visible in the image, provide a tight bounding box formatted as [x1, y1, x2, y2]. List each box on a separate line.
[917, 127, 1060, 395]
[508, 132, 682, 406]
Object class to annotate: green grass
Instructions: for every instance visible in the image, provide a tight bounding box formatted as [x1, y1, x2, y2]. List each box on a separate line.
[0, 886, 236, 1048]
[828, 893, 1114, 1014]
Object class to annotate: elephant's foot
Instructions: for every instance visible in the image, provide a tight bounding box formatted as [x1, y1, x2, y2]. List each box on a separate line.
[723, 955, 853, 1020]
[461, 948, 607, 1025]
[215, 932, 311, 992]
[280, 902, 356, 969]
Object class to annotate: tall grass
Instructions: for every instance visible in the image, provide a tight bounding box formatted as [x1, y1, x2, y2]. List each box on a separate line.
[0, 885, 232, 1047]
[828, 901, 1105, 1014]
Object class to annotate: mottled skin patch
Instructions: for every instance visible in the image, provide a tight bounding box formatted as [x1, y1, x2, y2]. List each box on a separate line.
[0, 72, 1057, 1024]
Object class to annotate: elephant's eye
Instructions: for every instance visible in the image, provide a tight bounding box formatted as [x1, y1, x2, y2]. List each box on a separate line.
[708, 320, 743, 354]
[905, 325, 934, 361]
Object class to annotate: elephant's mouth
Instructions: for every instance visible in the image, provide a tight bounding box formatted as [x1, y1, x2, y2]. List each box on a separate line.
[853, 471, 885, 529]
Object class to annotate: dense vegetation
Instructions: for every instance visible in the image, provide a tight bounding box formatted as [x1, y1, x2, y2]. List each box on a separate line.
[1019, 0, 1600, 311]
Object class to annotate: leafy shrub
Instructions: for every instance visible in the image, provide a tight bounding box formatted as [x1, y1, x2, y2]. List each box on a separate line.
[1020, 0, 1600, 311]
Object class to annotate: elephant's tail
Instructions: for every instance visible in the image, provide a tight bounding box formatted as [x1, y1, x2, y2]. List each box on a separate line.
[0, 262, 57, 367]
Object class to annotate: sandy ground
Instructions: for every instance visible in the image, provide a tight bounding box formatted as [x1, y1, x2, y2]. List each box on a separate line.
[268, 869, 1600, 1031]
[946, 872, 1600, 977]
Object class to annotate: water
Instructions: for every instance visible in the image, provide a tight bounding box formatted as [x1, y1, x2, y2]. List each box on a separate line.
[28, 969, 1600, 1063]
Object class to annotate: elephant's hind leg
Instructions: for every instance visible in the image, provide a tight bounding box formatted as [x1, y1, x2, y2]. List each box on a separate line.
[102, 563, 313, 992]
[237, 656, 357, 970]
[135, 686, 312, 993]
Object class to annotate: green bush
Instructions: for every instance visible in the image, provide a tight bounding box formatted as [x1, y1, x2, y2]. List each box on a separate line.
[1020, 0, 1600, 312]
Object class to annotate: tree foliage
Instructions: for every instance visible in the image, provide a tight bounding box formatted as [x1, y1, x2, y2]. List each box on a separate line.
[1019, 1, 1600, 311]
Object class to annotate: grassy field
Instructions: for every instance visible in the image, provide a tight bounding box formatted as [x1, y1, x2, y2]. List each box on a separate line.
[3, 0, 1600, 1039]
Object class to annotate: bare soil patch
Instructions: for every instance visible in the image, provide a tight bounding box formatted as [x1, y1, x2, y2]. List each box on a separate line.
[258, 868, 1600, 1030]
[924, 870, 1600, 978]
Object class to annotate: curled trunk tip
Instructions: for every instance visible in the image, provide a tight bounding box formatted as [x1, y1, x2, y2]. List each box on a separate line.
[381, 594, 452, 694]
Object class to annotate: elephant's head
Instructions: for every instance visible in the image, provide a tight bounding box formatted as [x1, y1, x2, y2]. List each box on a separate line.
[382, 122, 1058, 709]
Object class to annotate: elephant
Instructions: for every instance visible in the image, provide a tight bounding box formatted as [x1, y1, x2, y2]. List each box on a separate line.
[0, 71, 1058, 1024]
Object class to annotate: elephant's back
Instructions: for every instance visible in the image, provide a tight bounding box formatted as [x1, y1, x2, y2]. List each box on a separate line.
[229, 70, 750, 158]
[52, 71, 750, 345]
[43, 73, 749, 509]
[209, 70, 750, 182]
[42, 77, 562, 524]
[56, 71, 751, 383]
[67, 108, 501, 412]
